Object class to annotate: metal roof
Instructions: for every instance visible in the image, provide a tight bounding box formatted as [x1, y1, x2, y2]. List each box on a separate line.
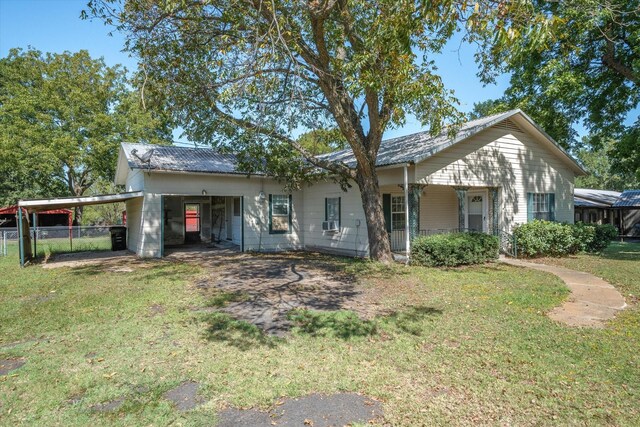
[121, 143, 253, 175]
[574, 188, 621, 206]
[18, 192, 144, 212]
[574, 197, 611, 208]
[613, 190, 640, 208]
[118, 110, 585, 177]
[318, 109, 586, 174]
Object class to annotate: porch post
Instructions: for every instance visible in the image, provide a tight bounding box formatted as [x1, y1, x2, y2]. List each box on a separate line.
[18, 207, 24, 267]
[453, 186, 469, 231]
[490, 187, 499, 235]
[408, 184, 425, 241]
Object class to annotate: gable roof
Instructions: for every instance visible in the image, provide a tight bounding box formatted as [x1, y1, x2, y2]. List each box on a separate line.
[115, 110, 586, 182]
[613, 190, 640, 208]
[319, 109, 586, 174]
[119, 142, 254, 176]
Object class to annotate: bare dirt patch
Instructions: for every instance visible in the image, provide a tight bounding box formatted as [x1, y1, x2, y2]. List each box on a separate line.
[0, 358, 25, 376]
[163, 381, 205, 411]
[216, 393, 383, 427]
[90, 397, 124, 412]
[42, 250, 145, 270]
[190, 252, 388, 335]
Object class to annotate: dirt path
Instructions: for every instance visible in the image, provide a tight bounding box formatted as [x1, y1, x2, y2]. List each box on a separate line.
[501, 257, 627, 327]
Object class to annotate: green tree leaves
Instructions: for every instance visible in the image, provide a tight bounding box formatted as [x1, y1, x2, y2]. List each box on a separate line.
[0, 48, 173, 215]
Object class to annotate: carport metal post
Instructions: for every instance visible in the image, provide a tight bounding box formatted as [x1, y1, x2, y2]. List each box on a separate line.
[32, 212, 37, 260]
[18, 207, 25, 267]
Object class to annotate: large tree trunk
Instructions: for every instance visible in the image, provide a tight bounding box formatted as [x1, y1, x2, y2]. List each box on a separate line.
[355, 162, 393, 263]
[73, 206, 84, 226]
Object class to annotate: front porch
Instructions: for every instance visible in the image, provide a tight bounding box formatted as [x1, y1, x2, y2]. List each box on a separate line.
[380, 184, 501, 253]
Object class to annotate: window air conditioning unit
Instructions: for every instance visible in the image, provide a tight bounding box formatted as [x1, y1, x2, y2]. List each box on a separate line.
[322, 220, 339, 231]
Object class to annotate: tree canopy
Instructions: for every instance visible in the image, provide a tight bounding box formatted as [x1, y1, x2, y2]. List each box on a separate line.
[0, 48, 173, 220]
[472, 0, 638, 151]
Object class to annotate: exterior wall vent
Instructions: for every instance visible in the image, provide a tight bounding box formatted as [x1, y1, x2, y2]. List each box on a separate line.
[493, 118, 523, 133]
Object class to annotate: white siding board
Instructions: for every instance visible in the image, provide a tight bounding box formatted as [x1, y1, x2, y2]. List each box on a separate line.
[302, 181, 369, 257]
[415, 127, 575, 230]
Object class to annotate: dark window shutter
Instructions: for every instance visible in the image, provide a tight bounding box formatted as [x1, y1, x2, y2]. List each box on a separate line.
[268, 194, 273, 233]
[548, 193, 555, 221]
[382, 193, 391, 232]
[324, 198, 328, 221]
[527, 193, 534, 222]
[338, 197, 341, 230]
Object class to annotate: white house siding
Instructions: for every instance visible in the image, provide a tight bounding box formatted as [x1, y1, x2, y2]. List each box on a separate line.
[135, 172, 303, 257]
[415, 125, 576, 231]
[125, 168, 144, 192]
[125, 197, 143, 254]
[302, 181, 369, 257]
[420, 185, 459, 231]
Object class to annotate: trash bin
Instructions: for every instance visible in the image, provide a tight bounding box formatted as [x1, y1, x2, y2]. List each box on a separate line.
[109, 226, 127, 251]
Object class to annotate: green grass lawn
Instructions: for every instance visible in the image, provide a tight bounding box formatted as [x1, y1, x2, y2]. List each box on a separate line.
[0, 244, 639, 426]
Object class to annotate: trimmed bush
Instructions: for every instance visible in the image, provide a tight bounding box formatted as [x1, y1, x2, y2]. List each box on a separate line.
[411, 232, 499, 267]
[589, 223, 618, 252]
[513, 220, 617, 258]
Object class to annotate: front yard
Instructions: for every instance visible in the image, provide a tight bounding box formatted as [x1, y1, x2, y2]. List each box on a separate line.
[1, 243, 639, 426]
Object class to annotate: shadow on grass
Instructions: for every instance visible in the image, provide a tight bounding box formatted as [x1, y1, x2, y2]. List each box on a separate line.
[599, 242, 640, 261]
[202, 312, 281, 350]
[200, 305, 443, 350]
[287, 309, 378, 339]
[382, 306, 443, 335]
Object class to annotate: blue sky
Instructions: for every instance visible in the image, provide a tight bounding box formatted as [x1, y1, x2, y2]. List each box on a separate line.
[3, 0, 629, 143]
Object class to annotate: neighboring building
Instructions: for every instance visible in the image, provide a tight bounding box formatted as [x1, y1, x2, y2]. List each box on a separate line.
[111, 109, 586, 258]
[574, 188, 622, 226]
[613, 191, 640, 237]
[0, 205, 72, 228]
[573, 189, 640, 237]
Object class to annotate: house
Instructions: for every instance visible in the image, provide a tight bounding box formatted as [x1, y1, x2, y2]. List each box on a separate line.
[112, 109, 586, 258]
[574, 189, 640, 236]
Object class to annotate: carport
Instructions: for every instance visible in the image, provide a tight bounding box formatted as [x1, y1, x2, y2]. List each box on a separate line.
[16, 191, 143, 267]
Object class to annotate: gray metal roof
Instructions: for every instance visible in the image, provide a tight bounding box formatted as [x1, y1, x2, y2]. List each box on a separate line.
[574, 188, 621, 206]
[318, 109, 585, 173]
[613, 190, 640, 208]
[574, 197, 610, 208]
[120, 109, 585, 176]
[121, 142, 253, 175]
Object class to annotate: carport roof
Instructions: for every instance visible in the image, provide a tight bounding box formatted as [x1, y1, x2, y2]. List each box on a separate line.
[613, 190, 640, 208]
[18, 191, 143, 212]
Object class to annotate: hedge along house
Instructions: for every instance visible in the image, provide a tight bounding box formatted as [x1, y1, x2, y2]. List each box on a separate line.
[113, 110, 586, 258]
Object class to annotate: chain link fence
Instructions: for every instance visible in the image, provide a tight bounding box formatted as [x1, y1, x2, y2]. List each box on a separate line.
[0, 226, 113, 258]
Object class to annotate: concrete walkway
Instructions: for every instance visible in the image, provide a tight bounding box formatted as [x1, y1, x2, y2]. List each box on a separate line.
[500, 257, 627, 328]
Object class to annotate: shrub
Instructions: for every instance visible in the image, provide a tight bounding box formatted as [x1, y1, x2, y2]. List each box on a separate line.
[410, 232, 499, 267]
[513, 220, 617, 257]
[513, 220, 577, 257]
[589, 223, 618, 252]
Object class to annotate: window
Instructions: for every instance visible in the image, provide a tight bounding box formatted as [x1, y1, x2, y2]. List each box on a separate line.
[325, 197, 341, 228]
[269, 194, 291, 234]
[391, 195, 405, 230]
[527, 193, 555, 222]
[233, 197, 240, 217]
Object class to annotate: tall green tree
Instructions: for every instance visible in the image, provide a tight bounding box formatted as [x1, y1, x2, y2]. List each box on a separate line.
[574, 137, 640, 191]
[472, 0, 639, 154]
[0, 48, 173, 223]
[89, 0, 535, 261]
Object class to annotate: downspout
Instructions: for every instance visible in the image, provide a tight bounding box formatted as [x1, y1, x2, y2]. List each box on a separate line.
[404, 164, 410, 263]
